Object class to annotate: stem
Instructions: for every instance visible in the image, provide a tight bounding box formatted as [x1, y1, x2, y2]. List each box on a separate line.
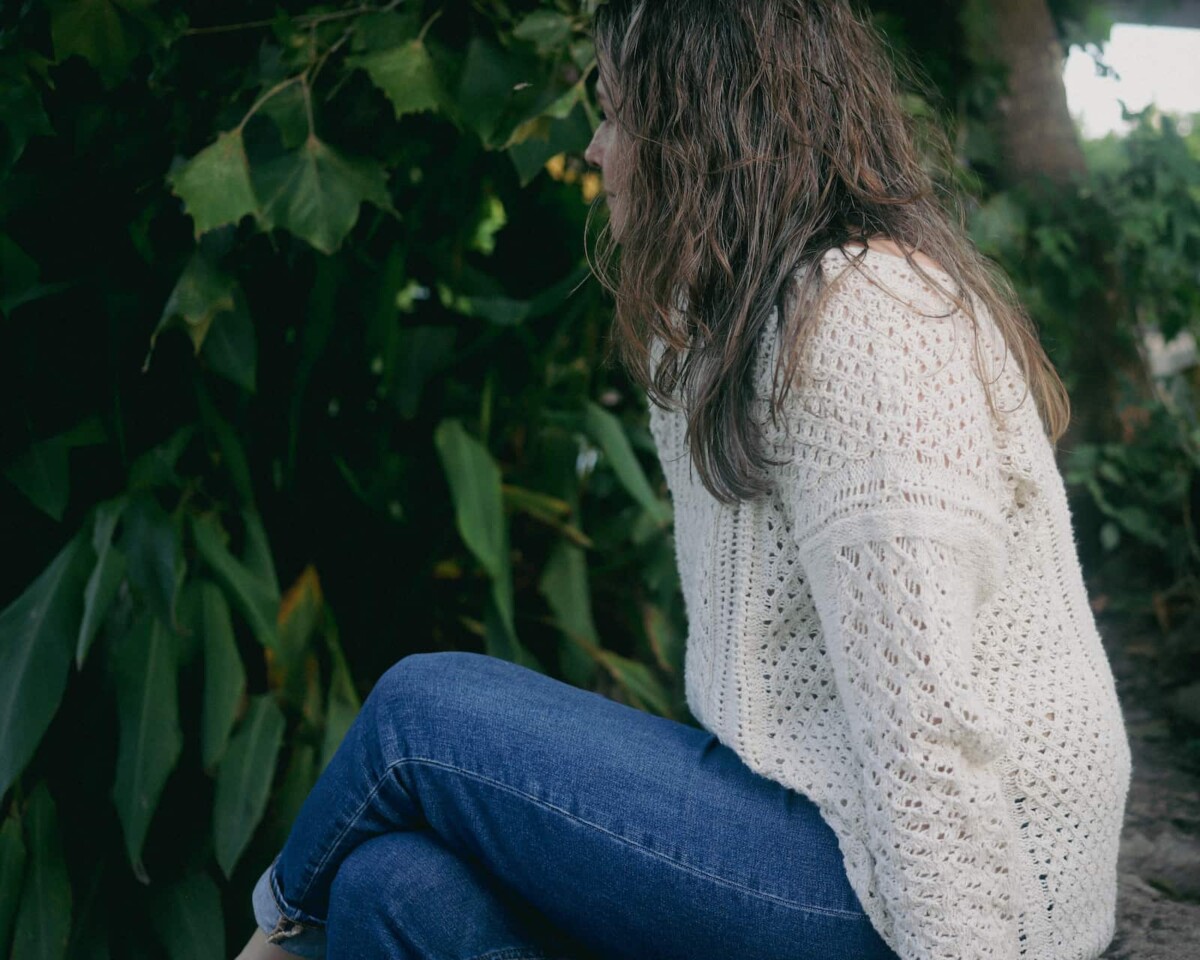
[184, 5, 377, 37]
[417, 7, 444, 43]
[235, 75, 305, 134]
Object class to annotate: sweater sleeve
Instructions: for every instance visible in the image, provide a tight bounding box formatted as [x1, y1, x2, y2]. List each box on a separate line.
[770, 282, 1025, 960]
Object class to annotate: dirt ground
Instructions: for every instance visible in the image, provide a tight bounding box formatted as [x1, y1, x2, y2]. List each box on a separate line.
[1099, 611, 1200, 959]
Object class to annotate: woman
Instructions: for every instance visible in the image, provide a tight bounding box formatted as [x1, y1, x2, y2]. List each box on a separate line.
[237, 2, 1132, 958]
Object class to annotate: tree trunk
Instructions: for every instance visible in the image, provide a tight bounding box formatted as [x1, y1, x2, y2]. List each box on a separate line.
[981, 0, 1089, 186]
[965, 0, 1142, 467]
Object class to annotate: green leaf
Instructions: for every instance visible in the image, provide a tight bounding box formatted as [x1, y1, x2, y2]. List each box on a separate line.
[0, 531, 93, 804]
[77, 495, 130, 668]
[456, 37, 525, 145]
[512, 11, 573, 55]
[349, 39, 443, 120]
[109, 615, 182, 882]
[267, 744, 316, 851]
[584, 402, 672, 523]
[117, 493, 186, 633]
[596, 648, 673, 716]
[4, 435, 69, 522]
[538, 539, 600, 647]
[0, 234, 44, 315]
[199, 289, 257, 394]
[128, 424, 198, 491]
[212, 695, 284, 879]
[190, 581, 246, 771]
[240, 509, 280, 596]
[319, 636, 360, 774]
[191, 513, 280, 653]
[147, 253, 237, 367]
[149, 871, 223, 960]
[507, 103, 593, 186]
[0, 809, 27, 956]
[433, 419, 521, 654]
[433, 420, 507, 581]
[0, 72, 53, 169]
[49, 0, 141, 88]
[10, 783, 71, 960]
[253, 136, 396, 255]
[167, 130, 259, 238]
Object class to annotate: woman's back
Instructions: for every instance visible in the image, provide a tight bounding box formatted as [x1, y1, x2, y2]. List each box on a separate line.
[648, 246, 1133, 960]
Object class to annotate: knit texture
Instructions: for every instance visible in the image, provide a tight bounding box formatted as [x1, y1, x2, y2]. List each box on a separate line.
[647, 247, 1133, 960]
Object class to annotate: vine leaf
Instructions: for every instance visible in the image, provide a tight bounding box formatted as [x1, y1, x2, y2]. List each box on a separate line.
[253, 135, 397, 255]
[109, 614, 183, 883]
[348, 39, 443, 120]
[167, 130, 259, 238]
[48, 0, 148, 89]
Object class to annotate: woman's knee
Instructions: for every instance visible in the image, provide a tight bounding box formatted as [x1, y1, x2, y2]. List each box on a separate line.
[369, 650, 492, 713]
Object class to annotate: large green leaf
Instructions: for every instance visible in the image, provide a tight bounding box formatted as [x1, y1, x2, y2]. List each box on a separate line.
[0, 531, 93, 803]
[117, 493, 186, 633]
[584, 402, 672, 523]
[167, 130, 259, 238]
[191, 513, 280, 653]
[212, 695, 284, 879]
[539, 539, 600, 647]
[10, 782, 71, 960]
[149, 871, 223, 960]
[433, 419, 518, 643]
[77, 495, 130, 668]
[253, 136, 396, 255]
[348, 39, 443, 120]
[0, 809, 27, 957]
[433, 419, 507, 581]
[188, 580, 245, 771]
[109, 615, 182, 881]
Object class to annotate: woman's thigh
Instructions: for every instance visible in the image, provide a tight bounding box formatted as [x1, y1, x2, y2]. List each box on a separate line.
[373, 651, 894, 960]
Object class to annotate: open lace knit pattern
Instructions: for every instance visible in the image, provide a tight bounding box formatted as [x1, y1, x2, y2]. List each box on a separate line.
[647, 247, 1133, 960]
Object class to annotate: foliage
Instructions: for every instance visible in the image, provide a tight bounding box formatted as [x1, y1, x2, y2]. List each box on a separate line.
[0, 1, 680, 955]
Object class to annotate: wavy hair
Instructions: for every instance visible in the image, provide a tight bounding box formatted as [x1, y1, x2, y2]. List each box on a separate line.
[586, 0, 1071, 505]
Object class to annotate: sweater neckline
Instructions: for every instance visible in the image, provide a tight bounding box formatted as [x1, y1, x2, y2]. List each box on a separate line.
[824, 244, 956, 284]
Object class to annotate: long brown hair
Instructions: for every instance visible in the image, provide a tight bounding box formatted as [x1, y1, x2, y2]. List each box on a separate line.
[587, 0, 1071, 505]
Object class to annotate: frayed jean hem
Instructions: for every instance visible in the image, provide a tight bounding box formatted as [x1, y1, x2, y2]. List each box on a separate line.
[252, 854, 328, 959]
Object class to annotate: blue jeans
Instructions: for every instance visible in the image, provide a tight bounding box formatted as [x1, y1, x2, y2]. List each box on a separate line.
[251, 651, 899, 959]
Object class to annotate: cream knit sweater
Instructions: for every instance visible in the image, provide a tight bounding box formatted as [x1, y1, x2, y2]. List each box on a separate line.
[647, 247, 1133, 960]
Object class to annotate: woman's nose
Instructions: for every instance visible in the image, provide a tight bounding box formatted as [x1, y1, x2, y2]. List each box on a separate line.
[584, 125, 606, 169]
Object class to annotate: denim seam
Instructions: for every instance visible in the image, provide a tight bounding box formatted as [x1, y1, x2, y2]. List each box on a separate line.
[298, 753, 870, 923]
[271, 853, 327, 929]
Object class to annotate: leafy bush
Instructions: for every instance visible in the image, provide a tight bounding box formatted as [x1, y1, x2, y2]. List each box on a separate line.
[0, 2, 686, 955]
